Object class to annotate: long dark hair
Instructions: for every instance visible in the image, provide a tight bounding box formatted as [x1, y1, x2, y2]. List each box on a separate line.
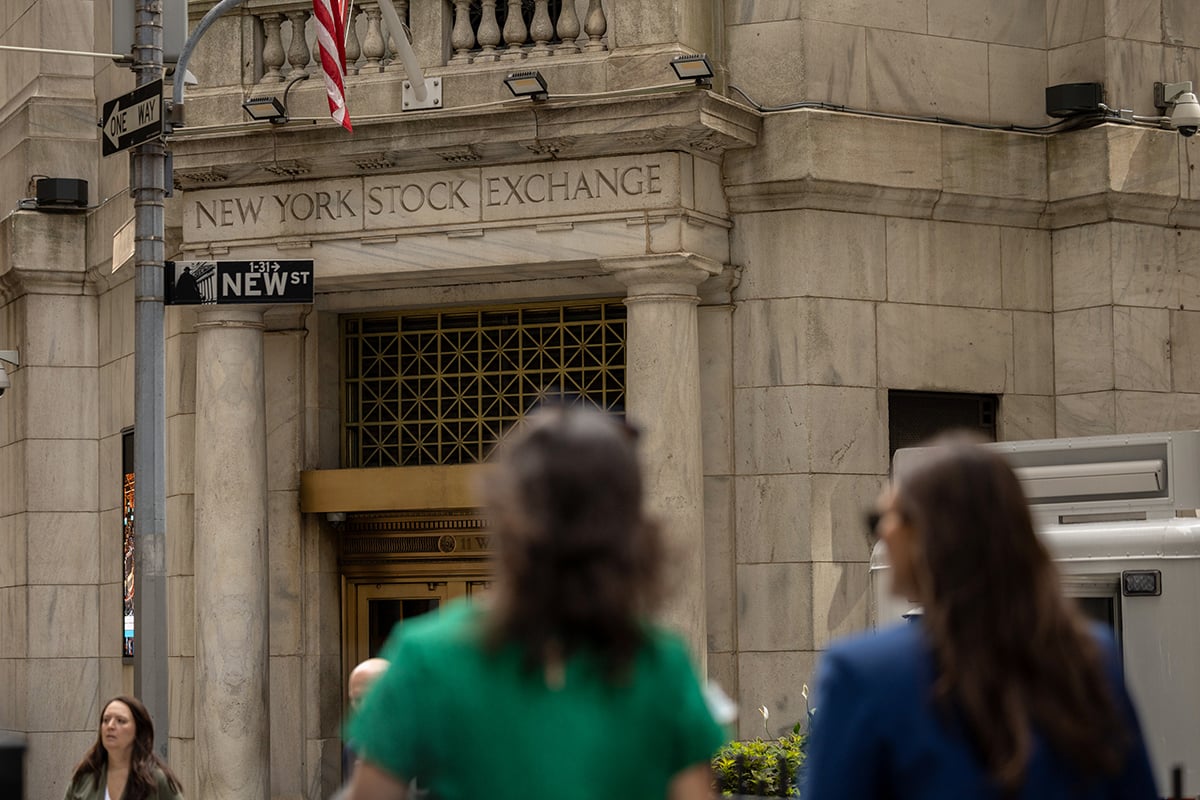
[70, 696, 183, 800]
[482, 406, 664, 679]
[895, 437, 1127, 791]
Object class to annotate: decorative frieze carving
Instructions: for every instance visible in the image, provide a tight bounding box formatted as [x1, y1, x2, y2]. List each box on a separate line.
[261, 159, 311, 177]
[433, 146, 482, 164]
[352, 154, 397, 171]
[174, 167, 229, 187]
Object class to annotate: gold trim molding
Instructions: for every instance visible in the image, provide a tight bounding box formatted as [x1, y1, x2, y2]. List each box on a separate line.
[299, 464, 491, 513]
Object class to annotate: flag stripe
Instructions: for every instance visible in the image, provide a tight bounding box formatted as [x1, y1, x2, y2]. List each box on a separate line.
[313, 0, 352, 131]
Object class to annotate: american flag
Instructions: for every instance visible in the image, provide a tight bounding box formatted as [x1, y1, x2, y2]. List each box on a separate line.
[312, 0, 352, 131]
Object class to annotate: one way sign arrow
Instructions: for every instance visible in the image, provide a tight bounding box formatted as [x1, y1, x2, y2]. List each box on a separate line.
[100, 79, 164, 157]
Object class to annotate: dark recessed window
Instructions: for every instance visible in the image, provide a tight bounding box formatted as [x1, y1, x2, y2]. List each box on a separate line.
[887, 390, 998, 465]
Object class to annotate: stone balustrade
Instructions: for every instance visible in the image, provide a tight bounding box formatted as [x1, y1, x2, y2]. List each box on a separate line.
[250, 0, 607, 85]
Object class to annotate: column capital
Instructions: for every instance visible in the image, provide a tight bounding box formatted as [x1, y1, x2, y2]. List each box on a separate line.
[194, 307, 267, 331]
[699, 263, 743, 306]
[601, 253, 722, 300]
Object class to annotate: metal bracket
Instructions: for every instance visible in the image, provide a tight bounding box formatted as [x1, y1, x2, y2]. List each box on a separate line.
[1155, 81, 1193, 114]
[402, 77, 442, 111]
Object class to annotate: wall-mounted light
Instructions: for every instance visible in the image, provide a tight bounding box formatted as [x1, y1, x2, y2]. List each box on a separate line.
[242, 95, 287, 123]
[504, 70, 548, 101]
[670, 54, 714, 87]
[241, 72, 308, 124]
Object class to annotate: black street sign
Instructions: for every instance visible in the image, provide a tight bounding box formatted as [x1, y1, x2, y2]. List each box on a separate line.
[101, 79, 164, 157]
[165, 260, 315, 306]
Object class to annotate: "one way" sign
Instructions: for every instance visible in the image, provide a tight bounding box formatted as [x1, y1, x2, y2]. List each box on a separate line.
[101, 79, 164, 157]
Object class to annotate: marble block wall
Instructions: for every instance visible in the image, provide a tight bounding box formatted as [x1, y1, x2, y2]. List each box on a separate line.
[725, 199, 1056, 736]
[1053, 221, 1200, 436]
[0, 212, 106, 800]
[0, 0, 103, 224]
[164, 302, 198, 797]
[724, 0, 1200, 129]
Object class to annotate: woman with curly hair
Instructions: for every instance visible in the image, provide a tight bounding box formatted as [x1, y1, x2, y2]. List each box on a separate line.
[64, 695, 183, 800]
[345, 405, 726, 800]
[802, 436, 1158, 799]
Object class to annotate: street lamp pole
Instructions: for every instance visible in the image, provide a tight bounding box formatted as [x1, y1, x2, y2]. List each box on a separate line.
[132, 0, 169, 757]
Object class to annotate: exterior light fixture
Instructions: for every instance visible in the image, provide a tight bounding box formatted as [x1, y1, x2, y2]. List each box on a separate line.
[241, 72, 308, 125]
[670, 54, 714, 87]
[504, 70, 548, 101]
[242, 95, 287, 123]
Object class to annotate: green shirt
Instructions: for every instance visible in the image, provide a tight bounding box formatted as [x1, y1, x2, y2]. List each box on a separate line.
[348, 600, 726, 800]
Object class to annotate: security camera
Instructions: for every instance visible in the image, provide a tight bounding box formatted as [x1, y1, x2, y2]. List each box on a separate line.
[1170, 91, 1200, 137]
[0, 350, 19, 399]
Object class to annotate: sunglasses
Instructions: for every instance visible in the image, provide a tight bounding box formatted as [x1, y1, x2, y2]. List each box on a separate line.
[864, 510, 882, 544]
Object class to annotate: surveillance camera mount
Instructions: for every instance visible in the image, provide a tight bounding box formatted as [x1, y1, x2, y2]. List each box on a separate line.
[1154, 81, 1193, 115]
[0, 350, 17, 398]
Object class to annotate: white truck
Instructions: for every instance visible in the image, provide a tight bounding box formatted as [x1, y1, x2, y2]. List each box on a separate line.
[872, 430, 1200, 794]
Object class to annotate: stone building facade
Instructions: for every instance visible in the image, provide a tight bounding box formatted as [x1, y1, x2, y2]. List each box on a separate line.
[1, 0, 1199, 798]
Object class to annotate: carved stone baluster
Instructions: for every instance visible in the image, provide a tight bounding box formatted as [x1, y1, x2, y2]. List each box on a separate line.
[583, 0, 606, 51]
[260, 13, 286, 82]
[449, 0, 475, 64]
[345, 5, 362, 75]
[500, 0, 526, 60]
[555, 0, 580, 55]
[286, 10, 313, 75]
[477, 0, 501, 61]
[384, 0, 409, 71]
[529, 0, 553, 57]
[361, 4, 385, 72]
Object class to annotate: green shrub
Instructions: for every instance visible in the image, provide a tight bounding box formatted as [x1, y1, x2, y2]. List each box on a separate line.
[712, 726, 807, 797]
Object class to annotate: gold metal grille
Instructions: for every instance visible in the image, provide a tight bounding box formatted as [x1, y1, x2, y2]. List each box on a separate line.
[342, 301, 626, 467]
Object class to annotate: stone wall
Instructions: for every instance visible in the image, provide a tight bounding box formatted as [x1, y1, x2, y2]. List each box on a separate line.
[0, 212, 107, 798]
[724, 0, 1199, 125]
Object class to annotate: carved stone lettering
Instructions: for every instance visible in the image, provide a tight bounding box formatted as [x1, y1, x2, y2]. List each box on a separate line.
[181, 155, 681, 244]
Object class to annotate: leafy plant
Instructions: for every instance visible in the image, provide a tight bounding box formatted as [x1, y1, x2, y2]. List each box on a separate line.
[714, 692, 816, 797]
[712, 727, 807, 797]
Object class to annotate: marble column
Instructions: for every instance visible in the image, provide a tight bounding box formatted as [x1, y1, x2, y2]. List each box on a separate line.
[193, 307, 270, 800]
[605, 254, 721, 670]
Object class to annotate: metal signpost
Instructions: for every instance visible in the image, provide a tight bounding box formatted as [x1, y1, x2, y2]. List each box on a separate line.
[120, 0, 169, 758]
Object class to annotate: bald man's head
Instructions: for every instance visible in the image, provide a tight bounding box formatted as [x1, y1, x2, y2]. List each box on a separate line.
[348, 657, 389, 708]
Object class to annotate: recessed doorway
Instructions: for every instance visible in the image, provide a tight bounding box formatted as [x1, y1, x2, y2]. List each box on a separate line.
[343, 576, 492, 666]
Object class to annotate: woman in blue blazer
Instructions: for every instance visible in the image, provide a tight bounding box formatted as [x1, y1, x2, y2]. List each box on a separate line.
[801, 437, 1158, 799]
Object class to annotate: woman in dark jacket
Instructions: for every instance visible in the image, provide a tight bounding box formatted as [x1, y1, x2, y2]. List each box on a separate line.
[64, 695, 183, 800]
[802, 437, 1158, 799]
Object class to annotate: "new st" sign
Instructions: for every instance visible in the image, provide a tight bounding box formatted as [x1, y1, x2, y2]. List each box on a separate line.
[165, 260, 315, 306]
[101, 79, 164, 157]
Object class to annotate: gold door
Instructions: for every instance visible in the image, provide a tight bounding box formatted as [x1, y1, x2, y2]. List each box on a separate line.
[344, 577, 492, 665]
[337, 508, 493, 689]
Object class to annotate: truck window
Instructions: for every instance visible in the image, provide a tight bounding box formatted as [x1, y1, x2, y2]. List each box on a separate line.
[1074, 595, 1118, 635]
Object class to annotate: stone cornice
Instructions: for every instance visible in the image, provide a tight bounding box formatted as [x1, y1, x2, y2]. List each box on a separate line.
[168, 91, 760, 191]
[0, 211, 93, 303]
[0, 270, 97, 304]
[724, 111, 1200, 230]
